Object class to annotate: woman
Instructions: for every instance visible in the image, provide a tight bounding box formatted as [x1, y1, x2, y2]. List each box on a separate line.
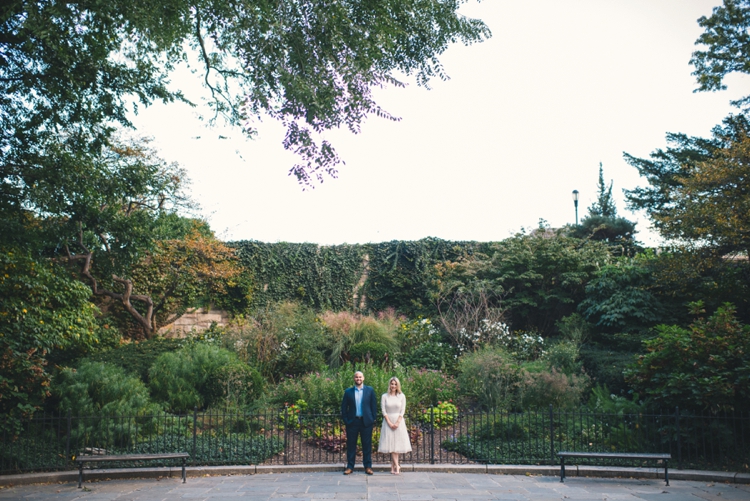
[378, 376, 412, 474]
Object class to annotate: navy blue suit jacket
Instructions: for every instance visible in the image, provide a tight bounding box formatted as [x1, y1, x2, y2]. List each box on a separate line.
[341, 385, 377, 427]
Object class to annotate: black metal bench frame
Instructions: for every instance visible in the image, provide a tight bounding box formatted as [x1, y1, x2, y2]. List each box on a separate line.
[558, 451, 671, 486]
[76, 453, 190, 488]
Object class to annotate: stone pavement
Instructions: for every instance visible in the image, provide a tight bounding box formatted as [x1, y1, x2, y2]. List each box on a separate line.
[2, 469, 750, 501]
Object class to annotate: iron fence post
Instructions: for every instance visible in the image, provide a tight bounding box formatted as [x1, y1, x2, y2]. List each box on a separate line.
[192, 407, 198, 466]
[284, 407, 289, 466]
[549, 405, 554, 465]
[675, 407, 682, 470]
[432, 406, 437, 464]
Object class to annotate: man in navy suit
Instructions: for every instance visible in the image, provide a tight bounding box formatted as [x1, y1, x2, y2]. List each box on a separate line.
[341, 370, 377, 475]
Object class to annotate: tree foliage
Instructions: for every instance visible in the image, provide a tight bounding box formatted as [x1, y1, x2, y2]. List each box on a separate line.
[625, 302, 750, 412]
[579, 257, 668, 335]
[588, 163, 617, 218]
[0, 249, 103, 426]
[691, 0, 750, 109]
[1, 0, 491, 185]
[569, 164, 638, 256]
[625, 114, 750, 256]
[436, 232, 612, 335]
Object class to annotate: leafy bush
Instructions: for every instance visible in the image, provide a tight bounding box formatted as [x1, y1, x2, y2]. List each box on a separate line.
[56, 361, 161, 417]
[149, 343, 258, 412]
[457, 347, 523, 410]
[128, 433, 284, 465]
[579, 346, 635, 394]
[206, 361, 265, 408]
[586, 384, 644, 414]
[0, 249, 104, 428]
[402, 369, 459, 408]
[400, 341, 457, 372]
[54, 361, 162, 446]
[398, 317, 440, 352]
[327, 315, 399, 367]
[86, 337, 183, 383]
[349, 342, 391, 365]
[542, 340, 581, 374]
[219, 301, 328, 381]
[519, 369, 590, 410]
[417, 401, 458, 429]
[625, 302, 750, 412]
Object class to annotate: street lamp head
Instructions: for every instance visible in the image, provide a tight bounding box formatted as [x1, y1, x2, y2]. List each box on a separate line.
[572, 190, 579, 202]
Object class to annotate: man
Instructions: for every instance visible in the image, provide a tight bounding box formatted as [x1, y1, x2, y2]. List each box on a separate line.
[341, 370, 377, 475]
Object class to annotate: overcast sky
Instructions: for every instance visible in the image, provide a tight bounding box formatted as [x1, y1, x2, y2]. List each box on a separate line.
[131, 0, 747, 246]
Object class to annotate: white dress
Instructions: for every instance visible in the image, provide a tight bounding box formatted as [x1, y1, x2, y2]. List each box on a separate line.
[377, 393, 412, 453]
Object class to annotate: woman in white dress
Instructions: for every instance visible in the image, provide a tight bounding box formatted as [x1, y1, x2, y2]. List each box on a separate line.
[378, 377, 412, 474]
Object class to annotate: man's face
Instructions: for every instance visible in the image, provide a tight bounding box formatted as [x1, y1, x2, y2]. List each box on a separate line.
[353, 372, 364, 387]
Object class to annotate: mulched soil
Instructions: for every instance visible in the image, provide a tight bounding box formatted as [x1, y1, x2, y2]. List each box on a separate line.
[261, 421, 475, 465]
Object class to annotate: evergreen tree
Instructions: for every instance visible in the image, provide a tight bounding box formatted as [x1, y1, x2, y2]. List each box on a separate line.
[588, 163, 617, 218]
[569, 164, 638, 256]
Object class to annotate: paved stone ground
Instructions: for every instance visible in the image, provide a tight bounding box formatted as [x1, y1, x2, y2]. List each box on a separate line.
[1, 471, 749, 500]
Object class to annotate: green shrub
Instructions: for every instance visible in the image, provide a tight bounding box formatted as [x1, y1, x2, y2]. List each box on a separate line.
[219, 302, 329, 381]
[397, 317, 440, 352]
[149, 343, 258, 412]
[400, 341, 457, 372]
[542, 340, 582, 374]
[458, 347, 523, 410]
[326, 314, 399, 367]
[206, 361, 265, 408]
[56, 361, 161, 417]
[128, 433, 284, 465]
[519, 369, 590, 410]
[402, 368, 459, 408]
[54, 361, 162, 446]
[579, 346, 634, 394]
[586, 384, 644, 414]
[349, 342, 391, 365]
[417, 401, 458, 429]
[86, 337, 183, 383]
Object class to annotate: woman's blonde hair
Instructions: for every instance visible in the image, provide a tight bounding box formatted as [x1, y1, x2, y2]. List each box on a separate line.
[388, 376, 402, 395]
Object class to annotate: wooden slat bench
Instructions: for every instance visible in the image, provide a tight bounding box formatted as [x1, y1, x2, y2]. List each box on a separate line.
[558, 451, 672, 486]
[76, 453, 190, 488]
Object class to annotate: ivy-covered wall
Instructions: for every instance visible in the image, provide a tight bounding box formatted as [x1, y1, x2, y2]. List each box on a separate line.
[231, 241, 366, 312]
[362, 238, 485, 316]
[230, 238, 485, 315]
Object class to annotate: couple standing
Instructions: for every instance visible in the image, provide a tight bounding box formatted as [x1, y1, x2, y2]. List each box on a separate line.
[341, 371, 412, 475]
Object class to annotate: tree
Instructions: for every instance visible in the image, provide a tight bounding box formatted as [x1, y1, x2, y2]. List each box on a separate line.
[625, 302, 750, 413]
[1, 0, 491, 186]
[0, 134, 239, 338]
[436, 231, 612, 335]
[690, 0, 750, 109]
[579, 257, 668, 336]
[126, 222, 242, 334]
[624, 114, 750, 257]
[0, 249, 103, 429]
[569, 164, 638, 256]
[588, 163, 617, 218]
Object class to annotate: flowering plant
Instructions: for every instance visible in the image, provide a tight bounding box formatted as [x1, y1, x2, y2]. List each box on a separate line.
[418, 401, 458, 429]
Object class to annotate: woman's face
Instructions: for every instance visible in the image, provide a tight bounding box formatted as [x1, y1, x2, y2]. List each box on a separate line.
[390, 380, 398, 392]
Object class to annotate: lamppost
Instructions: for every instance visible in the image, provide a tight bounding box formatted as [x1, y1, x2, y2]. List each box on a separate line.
[572, 190, 579, 225]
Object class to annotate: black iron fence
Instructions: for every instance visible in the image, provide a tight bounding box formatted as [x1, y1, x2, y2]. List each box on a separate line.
[2, 407, 748, 475]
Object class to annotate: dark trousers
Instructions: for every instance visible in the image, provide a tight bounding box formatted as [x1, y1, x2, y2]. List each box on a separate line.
[345, 418, 373, 469]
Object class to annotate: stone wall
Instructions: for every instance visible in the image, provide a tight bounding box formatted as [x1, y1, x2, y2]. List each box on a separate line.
[158, 308, 230, 338]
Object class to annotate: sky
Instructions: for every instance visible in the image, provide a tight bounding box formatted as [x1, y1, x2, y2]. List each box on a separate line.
[130, 0, 748, 246]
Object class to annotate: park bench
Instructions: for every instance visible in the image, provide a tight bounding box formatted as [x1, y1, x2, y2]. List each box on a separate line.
[558, 451, 671, 486]
[76, 452, 190, 488]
